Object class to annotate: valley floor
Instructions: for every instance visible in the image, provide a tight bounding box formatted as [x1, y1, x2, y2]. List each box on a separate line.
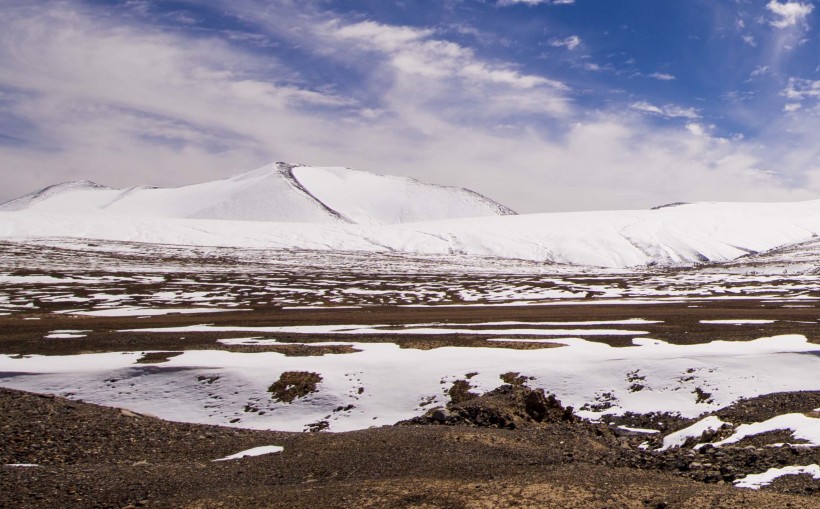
[1, 239, 819, 507]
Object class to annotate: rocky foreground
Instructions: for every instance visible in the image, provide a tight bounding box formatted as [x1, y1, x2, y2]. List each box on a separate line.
[2, 386, 819, 509]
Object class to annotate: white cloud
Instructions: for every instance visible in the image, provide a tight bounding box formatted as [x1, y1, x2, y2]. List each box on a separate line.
[631, 101, 699, 119]
[331, 20, 566, 92]
[749, 65, 770, 78]
[742, 34, 757, 47]
[782, 77, 820, 101]
[334, 21, 434, 50]
[648, 72, 676, 81]
[548, 35, 581, 50]
[685, 123, 707, 136]
[0, 0, 818, 215]
[784, 102, 802, 112]
[766, 1, 814, 28]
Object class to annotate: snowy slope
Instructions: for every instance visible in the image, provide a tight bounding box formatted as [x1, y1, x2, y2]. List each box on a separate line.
[4, 199, 820, 268]
[0, 181, 119, 214]
[291, 166, 515, 225]
[0, 162, 515, 224]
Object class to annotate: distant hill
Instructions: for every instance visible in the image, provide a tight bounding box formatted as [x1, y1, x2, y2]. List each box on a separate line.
[0, 162, 516, 224]
[5, 163, 820, 269]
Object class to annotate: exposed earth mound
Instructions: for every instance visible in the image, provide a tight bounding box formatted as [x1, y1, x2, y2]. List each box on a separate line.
[401, 383, 577, 430]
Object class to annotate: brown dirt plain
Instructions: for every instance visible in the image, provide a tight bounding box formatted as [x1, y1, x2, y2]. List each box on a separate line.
[2, 241, 820, 508]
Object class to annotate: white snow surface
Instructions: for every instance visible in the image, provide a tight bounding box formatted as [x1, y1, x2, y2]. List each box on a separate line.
[212, 445, 284, 461]
[0, 162, 513, 225]
[291, 165, 514, 224]
[700, 319, 777, 325]
[4, 195, 820, 267]
[616, 426, 660, 435]
[60, 307, 244, 317]
[123, 324, 650, 337]
[1, 334, 818, 433]
[708, 413, 820, 448]
[660, 416, 728, 451]
[734, 464, 820, 489]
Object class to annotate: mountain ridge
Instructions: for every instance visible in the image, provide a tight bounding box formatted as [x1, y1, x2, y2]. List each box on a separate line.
[0, 162, 517, 225]
[5, 164, 820, 269]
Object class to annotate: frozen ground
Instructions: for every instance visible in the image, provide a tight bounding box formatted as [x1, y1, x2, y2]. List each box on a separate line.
[3, 333, 819, 433]
[1, 238, 819, 495]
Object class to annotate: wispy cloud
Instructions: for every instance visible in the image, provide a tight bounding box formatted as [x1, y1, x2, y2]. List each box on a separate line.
[749, 65, 770, 78]
[648, 72, 676, 81]
[782, 77, 820, 101]
[548, 35, 581, 50]
[631, 101, 700, 119]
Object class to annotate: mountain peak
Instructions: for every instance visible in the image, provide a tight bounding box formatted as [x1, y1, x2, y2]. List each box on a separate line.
[0, 163, 515, 224]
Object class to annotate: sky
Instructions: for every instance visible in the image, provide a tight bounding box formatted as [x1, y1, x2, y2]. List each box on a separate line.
[0, 0, 818, 213]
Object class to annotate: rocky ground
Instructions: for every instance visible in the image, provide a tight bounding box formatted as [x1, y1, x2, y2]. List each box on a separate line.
[2, 240, 820, 508]
[2, 386, 819, 508]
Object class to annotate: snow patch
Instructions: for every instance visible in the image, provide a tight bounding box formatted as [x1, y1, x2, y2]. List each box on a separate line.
[660, 416, 728, 451]
[213, 445, 284, 461]
[734, 464, 820, 489]
[700, 319, 777, 325]
[709, 413, 820, 448]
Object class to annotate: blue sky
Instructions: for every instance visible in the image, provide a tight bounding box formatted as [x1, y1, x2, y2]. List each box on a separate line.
[0, 0, 818, 212]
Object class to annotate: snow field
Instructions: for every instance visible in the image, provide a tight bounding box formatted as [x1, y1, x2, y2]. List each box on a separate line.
[5, 196, 820, 268]
[1, 334, 819, 433]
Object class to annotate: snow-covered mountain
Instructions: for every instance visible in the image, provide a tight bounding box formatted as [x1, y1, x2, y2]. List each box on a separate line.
[4, 163, 820, 268]
[0, 162, 516, 224]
